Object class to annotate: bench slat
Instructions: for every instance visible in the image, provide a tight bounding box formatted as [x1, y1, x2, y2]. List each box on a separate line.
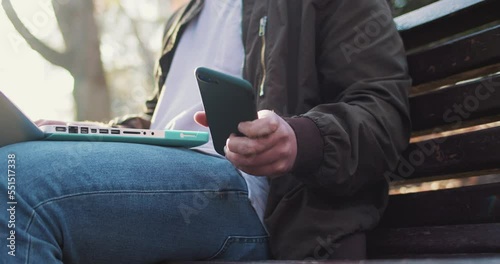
[388, 126, 500, 180]
[409, 74, 500, 132]
[395, 0, 483, 31]
[380, 182, 500, 228]
[399, 0, 500, 51]
[408, 25, 500, 87]
[368, 223, 500, 258]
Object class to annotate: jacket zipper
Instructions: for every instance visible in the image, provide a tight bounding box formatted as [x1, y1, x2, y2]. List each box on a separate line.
[259, 16, 268, 97]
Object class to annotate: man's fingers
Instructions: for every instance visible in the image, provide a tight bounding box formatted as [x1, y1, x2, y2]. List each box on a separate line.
[226, 136, 293, 167]
[225, 144, 280, 172]
[223, 109, 298, 178]
[226, 133, 275, 156]
[226, 132, 296, 176]
[238, 111, 279, 138]
[194, 111, 209, 127]
[230, 156, 291, 177]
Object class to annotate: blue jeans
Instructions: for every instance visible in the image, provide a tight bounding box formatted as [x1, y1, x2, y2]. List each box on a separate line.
[0, 141, 269, 263]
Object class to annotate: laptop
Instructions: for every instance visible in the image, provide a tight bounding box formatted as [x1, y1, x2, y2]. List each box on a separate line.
[0, 91, 209, 148]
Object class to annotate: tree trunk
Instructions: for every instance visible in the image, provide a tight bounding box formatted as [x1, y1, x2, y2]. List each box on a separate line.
[72, 74, 110, 122]
[2, 0, 111, 121]
[53, 0, 110, 121]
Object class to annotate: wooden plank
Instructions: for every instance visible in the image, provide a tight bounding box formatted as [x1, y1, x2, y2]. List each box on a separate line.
[387, 126, 500, 181]
[367, 224, 500, 258]
[398, 0, 500, 51]
[389, 169, 500, 189]
[410, 63, 500, 97]
[410, 115, 500, 139]
[395, 0, 483, 31]
[407, 25, 500, 86]
[409, 74, 500, 132]
[381, 182, 500, 228]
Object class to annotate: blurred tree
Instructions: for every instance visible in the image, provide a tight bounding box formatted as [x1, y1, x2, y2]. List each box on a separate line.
[97, 0, 170, 118]
[1, 0, 182, 121]
[2, 0, 111, 121]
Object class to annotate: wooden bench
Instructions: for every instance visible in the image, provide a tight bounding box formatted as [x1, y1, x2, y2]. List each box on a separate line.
[367, 0, 500, 259]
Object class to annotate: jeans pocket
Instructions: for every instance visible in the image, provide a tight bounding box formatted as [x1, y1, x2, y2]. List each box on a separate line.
[205, 235, 270, 260]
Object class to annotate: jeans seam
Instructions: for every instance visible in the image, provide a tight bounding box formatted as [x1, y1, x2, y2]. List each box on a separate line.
[26, 235, 32, 264]
[206, 235, 269, 260]
[30, 189, 248, 211]
[24, 190, 250, 245]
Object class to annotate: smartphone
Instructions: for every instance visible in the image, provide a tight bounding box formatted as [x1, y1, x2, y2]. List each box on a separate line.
[195, 67, 257, 155]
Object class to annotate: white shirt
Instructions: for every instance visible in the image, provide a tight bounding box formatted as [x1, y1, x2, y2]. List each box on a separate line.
[150, 0, 269, 223]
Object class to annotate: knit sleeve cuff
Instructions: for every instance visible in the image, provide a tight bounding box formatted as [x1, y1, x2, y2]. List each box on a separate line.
[285, 116, 323, 175]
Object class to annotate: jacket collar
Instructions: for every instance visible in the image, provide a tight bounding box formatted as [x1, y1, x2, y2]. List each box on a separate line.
[161, 0, 204, 55]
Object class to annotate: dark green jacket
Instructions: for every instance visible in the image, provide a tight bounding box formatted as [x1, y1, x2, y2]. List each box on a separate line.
[115, 0, 411, 259]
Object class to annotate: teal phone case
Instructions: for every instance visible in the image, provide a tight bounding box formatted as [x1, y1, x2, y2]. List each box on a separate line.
[196, 67, 257, 155]
[43, 130, 209, 148]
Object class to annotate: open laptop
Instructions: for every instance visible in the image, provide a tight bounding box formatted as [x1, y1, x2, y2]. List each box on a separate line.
[0, 91, 209, 148]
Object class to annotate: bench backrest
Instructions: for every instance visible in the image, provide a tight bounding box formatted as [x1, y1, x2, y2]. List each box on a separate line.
[368, 0, 500, 258]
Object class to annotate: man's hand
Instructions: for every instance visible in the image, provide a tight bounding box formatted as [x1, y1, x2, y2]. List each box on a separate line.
[195, 110, 298, 178]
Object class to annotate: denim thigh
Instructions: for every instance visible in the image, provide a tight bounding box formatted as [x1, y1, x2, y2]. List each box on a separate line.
[0, 141, 269, 263]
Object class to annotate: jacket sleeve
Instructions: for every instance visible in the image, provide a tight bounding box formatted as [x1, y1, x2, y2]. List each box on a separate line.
[287, 0, 411, 196]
